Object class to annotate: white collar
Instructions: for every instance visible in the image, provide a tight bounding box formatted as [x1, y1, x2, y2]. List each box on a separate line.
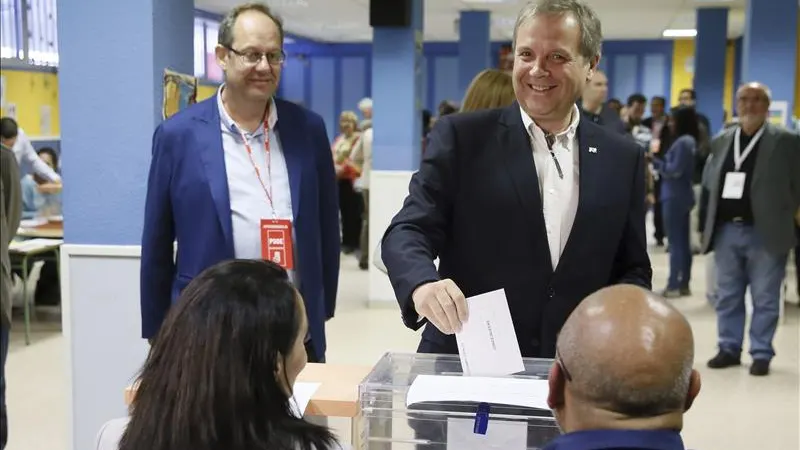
[520, 103, 581, 149]
[217, 84, 278, 135]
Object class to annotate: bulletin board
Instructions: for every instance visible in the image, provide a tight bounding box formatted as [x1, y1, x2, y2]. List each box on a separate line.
[162, 69, 198, 120]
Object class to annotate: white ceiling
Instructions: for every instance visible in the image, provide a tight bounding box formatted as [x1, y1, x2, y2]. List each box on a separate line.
[195, 0, 747, 42]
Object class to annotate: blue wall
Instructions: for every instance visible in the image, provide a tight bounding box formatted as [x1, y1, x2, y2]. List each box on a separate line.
[280, 38, 675, 141]
[597, 40, 673, 106]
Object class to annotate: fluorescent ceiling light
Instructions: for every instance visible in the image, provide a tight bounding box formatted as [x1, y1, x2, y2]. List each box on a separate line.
[662, 29, 697, 37]
[462, 0, 511, 3]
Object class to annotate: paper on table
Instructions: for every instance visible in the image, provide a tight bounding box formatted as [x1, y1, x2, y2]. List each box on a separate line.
[289, 381, 321, 418]
[406, 375, 550, 410]
[456, 288, 524, 376]
[447, 417, 528, 450]
[9, 238, 63, 252]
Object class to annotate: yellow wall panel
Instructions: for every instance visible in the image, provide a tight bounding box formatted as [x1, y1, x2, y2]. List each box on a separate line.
[671, 39, 695, 106]
[197, 83, 219, 101]
[795, 17, 800, 117]
[671, 38, 737, 118]
[723, 41, 736, 120]
[0, 69, 60, 137]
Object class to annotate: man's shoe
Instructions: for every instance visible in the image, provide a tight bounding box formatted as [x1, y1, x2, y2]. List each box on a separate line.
[679, 287, 692, 296]
[661, 288, 682, 298]
[749, 359, 770, 376]
[707, 351, 741, 369]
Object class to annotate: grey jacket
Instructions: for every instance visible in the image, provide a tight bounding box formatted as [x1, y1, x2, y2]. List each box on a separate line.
[1, 143, 23, 327]
[701, 122, 800, 255]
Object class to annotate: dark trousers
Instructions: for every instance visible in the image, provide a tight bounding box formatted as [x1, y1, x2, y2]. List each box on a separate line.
[359, 190, 370, 266]
[305, 339, 324, 363]
[663, 200, 692, 289]
[337, 179, 363, 250]
[1, 324, 8, 449]
[795, 225, 800, 298]
[653, 178, 665, 242]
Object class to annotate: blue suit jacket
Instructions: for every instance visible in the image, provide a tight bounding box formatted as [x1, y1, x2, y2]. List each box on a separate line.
[653, 134, 697, 211]
[140, 96, 340, 359]
[382, 103, 653, 358]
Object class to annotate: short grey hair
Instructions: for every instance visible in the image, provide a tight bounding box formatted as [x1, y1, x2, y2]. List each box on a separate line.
[218, 2, 285, 48]
[512, 0, 603, 62]
[737, 81, 772, 103]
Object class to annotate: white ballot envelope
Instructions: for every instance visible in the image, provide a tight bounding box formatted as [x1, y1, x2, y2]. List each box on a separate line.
[406, 375, 550, 410]
[456, 289, 524, 376]
[289, 381, 321, 418]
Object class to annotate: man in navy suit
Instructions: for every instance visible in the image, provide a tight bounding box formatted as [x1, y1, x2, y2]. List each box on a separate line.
[140, 3, 339, 362]
[382, 0, 652, 359]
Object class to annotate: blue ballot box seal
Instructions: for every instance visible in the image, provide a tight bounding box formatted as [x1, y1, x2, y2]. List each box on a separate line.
[473, 402, 490, 435]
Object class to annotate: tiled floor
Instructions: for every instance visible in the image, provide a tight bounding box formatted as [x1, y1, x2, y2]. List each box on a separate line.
[5, 235, 800, 450]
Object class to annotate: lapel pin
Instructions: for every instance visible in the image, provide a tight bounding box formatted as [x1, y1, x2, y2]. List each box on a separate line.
[589, 147, 598, 153]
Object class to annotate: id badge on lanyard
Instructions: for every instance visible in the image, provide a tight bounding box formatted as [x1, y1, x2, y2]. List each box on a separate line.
[240, 126, 295, 269]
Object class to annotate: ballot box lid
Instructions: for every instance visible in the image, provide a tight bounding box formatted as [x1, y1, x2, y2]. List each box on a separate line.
[357, 352, 560, 449]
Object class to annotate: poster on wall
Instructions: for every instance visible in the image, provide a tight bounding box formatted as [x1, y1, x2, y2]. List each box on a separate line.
[768, 100, 789, 127]
[162, 69, 198, 120]
[0, 75, 5, 108]
[5, 103, 16, 120]
[40, 105, 52, 135]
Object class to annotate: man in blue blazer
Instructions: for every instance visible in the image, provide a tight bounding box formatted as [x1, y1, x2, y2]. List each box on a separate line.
[140, 3, 339, 362]
[381, 0, 652, 359]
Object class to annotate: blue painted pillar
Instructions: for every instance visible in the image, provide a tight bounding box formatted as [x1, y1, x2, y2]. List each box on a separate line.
[59, 0, 194, 244]
[458, 10, 491, 99]
[694, 8, 728, 135]
[741, 0, 798, 127]
[57, 1, 193, 449]
[371, 0, 424, 171]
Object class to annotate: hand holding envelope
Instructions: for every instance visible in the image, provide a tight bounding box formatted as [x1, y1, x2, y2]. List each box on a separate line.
[412, 279, 469, 334]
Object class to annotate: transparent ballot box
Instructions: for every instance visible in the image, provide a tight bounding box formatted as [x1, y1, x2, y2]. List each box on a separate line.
[357, 352, 560, 449]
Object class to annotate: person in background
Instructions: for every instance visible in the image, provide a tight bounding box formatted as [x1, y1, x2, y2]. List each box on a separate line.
[105, 260, 343, 450]
[545, 284, 700, 450]
[140, 2, 340, 364]
[642, 96, 668, 140]
[625, 93, 652, 147]
[350, 117, 373, 271]
[606, 97, 622, 116]
[0, 117, 61, 184]
[429, 100, 458, 129]
[652, 106, 699, 298]
[357, 97, 372, 130]
[578, 70, 625, 134]
[20, 147, 62, 219]
[0, 140, 22, 450]
[643, 96, 670, 247]
[678, 88, 711, 132]
[331, 110, 363, 255]
[701, 82, 800, 376]
[459, 68, 516, 112]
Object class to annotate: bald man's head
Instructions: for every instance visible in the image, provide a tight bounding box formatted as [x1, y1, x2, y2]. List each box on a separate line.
[547, 285, 700, 433]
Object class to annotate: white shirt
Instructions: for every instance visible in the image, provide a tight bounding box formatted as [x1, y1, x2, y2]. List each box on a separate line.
[217, 87, 299, 285]
[520, 104, 581, 270]
[12, 128, 61, 182]
[351, 127, 372, 189]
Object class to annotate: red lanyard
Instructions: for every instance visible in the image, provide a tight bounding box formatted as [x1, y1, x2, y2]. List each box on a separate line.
[239, 123, 276, 217]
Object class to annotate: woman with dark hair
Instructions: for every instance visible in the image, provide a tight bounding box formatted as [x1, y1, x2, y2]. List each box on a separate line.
[111, 259, 341, 450]
[653, 106, 700, 298]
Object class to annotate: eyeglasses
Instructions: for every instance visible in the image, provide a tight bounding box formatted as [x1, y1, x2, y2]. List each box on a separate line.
[226, 46, 286, 66]
[555, 349, 573, 382]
